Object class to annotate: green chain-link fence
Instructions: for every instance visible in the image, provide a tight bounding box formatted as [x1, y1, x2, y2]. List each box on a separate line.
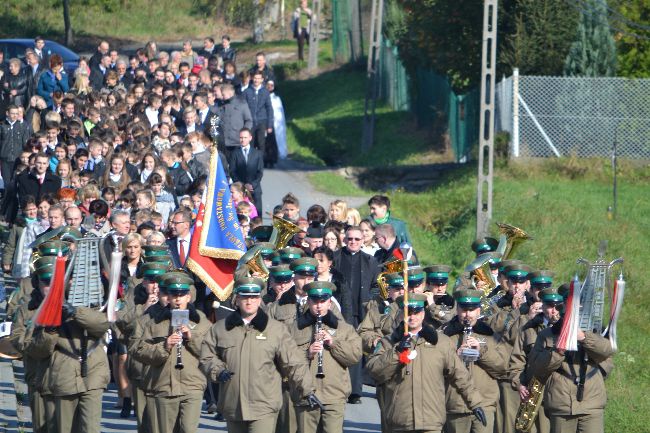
[374, 41, 479, 162]
[331, 0, 351, 63]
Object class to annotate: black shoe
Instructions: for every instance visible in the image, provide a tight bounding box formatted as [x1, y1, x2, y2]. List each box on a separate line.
[347, 395, 362, 404]
[207, 403, 218, 414]
[214, 412, 225, 421]
[120, 397, 132, 418]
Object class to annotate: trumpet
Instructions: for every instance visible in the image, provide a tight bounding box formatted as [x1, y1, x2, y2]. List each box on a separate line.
[315, 313, 325, 379]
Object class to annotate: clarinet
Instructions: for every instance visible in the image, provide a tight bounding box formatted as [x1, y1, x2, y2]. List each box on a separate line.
[461, 318, 480, 368]
[462, 319, 472, 368]
[175, 323, 184, 370]
[315, 313, 325, 378]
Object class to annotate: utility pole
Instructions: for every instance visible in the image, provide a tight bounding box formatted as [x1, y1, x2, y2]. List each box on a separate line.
[307, 0, 322, 71]
[476, 0, 498, 238]
[349, 0, 362, 62]
[360, 0, 384, 150]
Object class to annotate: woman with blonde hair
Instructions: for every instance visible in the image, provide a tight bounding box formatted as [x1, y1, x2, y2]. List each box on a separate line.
[346, 207, 361, 226]
[55, 158, 73, 187]
[101, 154, 131, 192]
[135, 189, 157, 213]
[72, 67, 92, 97]
[329, 199, 348, 223]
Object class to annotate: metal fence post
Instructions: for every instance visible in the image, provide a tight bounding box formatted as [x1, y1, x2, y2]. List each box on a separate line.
[512, 68, 519, 158]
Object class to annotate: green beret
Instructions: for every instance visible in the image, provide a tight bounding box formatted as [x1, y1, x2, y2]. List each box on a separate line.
[499, 259, 523, 273]
[270, 251, 282, 266]
[141, 262, 169, 279]
[453, 288, 483, 308]
[37, 240, 70, 257]
[159, 271, 193, 293]
[255, 242, 276, 257]
[505, 263, 533, 279]
[269, 264, 293, 281]
[143, 254, 172, 266]
[279, 247, 306, 263]
[423, 265, 452, 282]
[385, 272, 405, 288]
[290, 257, 318, 275]
[305, 281, 335, 299]
[529, 270, 554, 285]
[540, 288, 564, 304]
[234, 276, 265, 296]
[396, 293, 427, 308]
[34, 256, 57, 281]
[471, 237, 499, 254]
[251, 225, 274, 242]
[406, 267, 425, 288]
[143, 245, 170, 257]
[59, 227, 83, 242]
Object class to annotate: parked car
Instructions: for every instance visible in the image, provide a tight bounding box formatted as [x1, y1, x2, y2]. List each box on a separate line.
[0, 39, 79, 76]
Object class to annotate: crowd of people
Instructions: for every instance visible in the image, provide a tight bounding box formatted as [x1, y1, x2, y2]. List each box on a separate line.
[0, 37, 614, 433]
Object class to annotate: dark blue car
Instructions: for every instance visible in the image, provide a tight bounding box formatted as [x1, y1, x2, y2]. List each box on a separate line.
[0, 39, 80, 76]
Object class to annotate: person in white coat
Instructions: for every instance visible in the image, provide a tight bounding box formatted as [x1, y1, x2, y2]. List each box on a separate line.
[267, 80, 287, 161]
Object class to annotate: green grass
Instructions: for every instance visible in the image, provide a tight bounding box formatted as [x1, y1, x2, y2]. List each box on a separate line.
[308, 171, 369, 196]
[0, 0, 226, 44]
[308, 161, 649, 433]
[281, 67, 451, 167]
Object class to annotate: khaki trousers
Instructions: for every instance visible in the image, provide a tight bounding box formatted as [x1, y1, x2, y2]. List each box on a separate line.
[55, 389, 103, 433]
[276, 388, 297, 433]
[155, 392, 204, 433]
[377, 385, 389, 433]
[227, 412, 279, 433]
[444, 408, 495, 433]
[133, 385, 157, 433]
[145, 394, 159, 433]
[549, 412, 603, 433]
[29, 388, 55, 433]
[296, 402, 346, 433]
[497, 380, 519, 433]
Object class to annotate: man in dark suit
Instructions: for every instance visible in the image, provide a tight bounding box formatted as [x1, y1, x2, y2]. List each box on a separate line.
[228, 127, 264, 214]
[88, 40, 110, 70]
[166, 208, 193, 269]
[332, 225, 380, 404]
[16, 152, 61, 204]
[243, 71, 274, 160]
[24, 50, 45, 101]
[193, 92, 220, 144]
[217, 35, 237, 63]
[89, 54, 112, 91]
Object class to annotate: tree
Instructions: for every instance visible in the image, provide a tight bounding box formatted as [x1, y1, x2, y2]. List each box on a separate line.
[63, 0, 73, 46]
[500, 0, 579, 76]
[564, 0, 617, 77]
[614, 2, 650, 78]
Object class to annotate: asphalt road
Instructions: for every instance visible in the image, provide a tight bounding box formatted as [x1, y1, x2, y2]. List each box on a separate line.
[0, 358, 381, 433]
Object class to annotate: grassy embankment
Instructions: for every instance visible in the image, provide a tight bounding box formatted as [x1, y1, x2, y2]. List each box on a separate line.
[281, 66, 650, 433]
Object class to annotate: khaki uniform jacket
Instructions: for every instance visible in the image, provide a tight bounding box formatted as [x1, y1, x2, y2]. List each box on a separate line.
[427, 293, 456, 328]
[529, 322, 614, 416]
[267, 287, 343, 330]
[442, 318, 506, 412]
[9, 289, 53, 393]
[6, 278, 34, 320]
[367, 324, 483, 431]
[291, 310, 363, 405]
[127, 302, 167, 390]
[357, 296, 391, 353]
[199, 308, 315, 422]
[131, 305, 210, 397]
[509, 313, 548, 389]
[35, 307, 110, 397]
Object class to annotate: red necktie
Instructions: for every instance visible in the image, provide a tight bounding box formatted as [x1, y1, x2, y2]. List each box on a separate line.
[179, 239, 186, 265]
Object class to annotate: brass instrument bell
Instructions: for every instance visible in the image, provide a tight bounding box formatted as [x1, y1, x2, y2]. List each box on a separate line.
[496, 223, 533, 260]
[270, 216, 304, 249]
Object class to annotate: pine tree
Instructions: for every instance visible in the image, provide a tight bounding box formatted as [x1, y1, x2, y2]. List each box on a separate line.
[564, 0, 618, 76]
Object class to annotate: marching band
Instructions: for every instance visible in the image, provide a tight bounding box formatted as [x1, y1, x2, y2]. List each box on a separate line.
[0, 215, 622, 433]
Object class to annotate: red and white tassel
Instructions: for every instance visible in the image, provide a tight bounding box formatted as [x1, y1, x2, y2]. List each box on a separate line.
[557, 274, 581, 352]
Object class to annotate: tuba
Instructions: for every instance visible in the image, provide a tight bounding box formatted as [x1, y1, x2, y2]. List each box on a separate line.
[270, 216, 304, 250]
[465, 252, 501, 317]
[496, 223, 533, 260]
[237, 245, 270, 280]
[376, 258, 406, 299]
